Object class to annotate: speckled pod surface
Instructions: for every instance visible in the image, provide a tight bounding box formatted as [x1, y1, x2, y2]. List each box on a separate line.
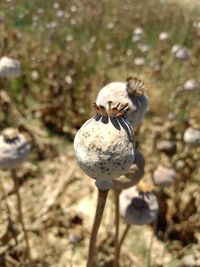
[0, 131, 30, 169]
[113, 149, 145, 190]
[120, 186, 159, 225]
[74, 106, 135, 181]
[96, 81, 148, 128]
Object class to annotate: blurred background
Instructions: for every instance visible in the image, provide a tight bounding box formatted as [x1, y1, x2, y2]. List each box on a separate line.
[0, 0, 199, 266]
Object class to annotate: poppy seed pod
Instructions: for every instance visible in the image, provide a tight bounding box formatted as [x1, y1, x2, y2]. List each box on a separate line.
[120, 183, 159, 225]
[74, 102, 135, 181]
[96, 77, 148, 128]
[113, 149, 145, 190]
[158, 32, 170, 41]
[0, 57, 21, 78]
[152, 165, 176, 188]
[183, 127, 200, 146]
[0, 128, 30, 169]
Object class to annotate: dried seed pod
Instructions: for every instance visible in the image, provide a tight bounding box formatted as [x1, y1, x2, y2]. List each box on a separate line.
[133, 27, 144, 37]
[0, 128, 32, 263]
[152, 165, 176, 188]
[74, 102, 135, 181]
[174, 47, 191, 60]
[96, 77, 148, 128]
[0, 128, 30, 169]
[158, 32, 170, 41]
[183, 127, 200, 146]
[183, 79, 199, 91]
[134, 57, 145, 66]
[120, 183, 159, 225]
[113, 149, 145, 190]
[0, 57, 21, 78]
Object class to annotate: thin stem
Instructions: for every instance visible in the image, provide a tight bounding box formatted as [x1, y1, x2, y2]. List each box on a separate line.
[113, 189, 121, 267]
[118, 223, 131, 258]
[86, 188, 109, 267]
[0, 178, 12, 218]
[11, 170, 32, 265]
[146, 219, 157, 267]
[0, 178, 18, 245]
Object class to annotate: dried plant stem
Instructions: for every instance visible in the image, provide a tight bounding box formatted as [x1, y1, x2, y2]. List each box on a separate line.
[86, 188, 109, 267]
[11, 170, 32, 265]
[0, 178, 12, 218]
[146, 231, 154, 267]
[113, 189, 121, 267]
[0, 178, 18, 245]
[118, 223, 131, 258]
[146, 219, 157, 267]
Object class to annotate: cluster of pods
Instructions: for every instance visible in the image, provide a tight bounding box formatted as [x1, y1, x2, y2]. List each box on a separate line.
[0, 56, 161, 266]
[74, 77, 160, 267]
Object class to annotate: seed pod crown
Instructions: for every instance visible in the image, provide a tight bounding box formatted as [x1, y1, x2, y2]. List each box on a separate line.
[92, 101, 129, 118]
[2, 128, 19, 143]
[126, 77, 146, 96]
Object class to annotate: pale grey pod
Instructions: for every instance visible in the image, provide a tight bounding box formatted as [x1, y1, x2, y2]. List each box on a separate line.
[133, 27, 144, 37]
[158, 32, 170, 41]
[152, 165, 176, 188]
[0, 57, 21, 78]
[0, 129, 30, 169]
[74, 102, 135, 181]
[183, 127, 200, 146]
[96, 78, 148, 128]
[113, 149, 145, 190]
[174, 47, 191, 60]
[120, 186, 159, 225]
[183, 79, 199, 91]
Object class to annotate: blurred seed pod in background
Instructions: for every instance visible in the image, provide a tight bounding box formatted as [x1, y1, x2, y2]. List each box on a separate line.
[0, 57, 21, 78]
[96, 77, 148, 129]
[0, 128, 30, 169]
[120, 184, 159, 225]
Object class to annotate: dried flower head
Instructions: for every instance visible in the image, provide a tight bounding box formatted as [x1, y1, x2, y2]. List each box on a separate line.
[96, 77, 148, 128]
[74, 102, 135, 183]
[0, 128, 30, 169]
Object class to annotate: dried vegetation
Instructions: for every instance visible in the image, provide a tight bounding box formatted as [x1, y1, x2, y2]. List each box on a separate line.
[0, 0, 200, 266]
